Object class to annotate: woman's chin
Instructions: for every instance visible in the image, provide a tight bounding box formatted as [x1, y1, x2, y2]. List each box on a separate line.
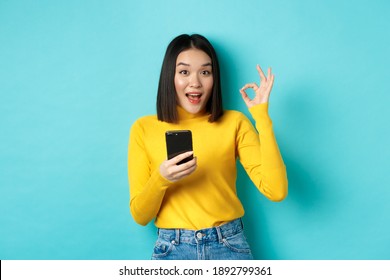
[181, 104, 206, 115]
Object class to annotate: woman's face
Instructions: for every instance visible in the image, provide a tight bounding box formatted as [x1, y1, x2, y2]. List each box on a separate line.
[174, 48, 213, 115]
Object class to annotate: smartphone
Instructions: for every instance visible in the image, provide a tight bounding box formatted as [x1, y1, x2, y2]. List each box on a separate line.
[165, 130, 193, 165]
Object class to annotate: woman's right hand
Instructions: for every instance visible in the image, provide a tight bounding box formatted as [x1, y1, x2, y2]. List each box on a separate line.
[159, 151, 197, 182]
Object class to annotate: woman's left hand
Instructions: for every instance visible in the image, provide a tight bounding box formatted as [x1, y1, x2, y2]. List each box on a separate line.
[240, 65, 275, 108]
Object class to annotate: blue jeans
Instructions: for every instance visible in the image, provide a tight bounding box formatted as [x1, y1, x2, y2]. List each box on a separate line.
[151, 218, 253, 260]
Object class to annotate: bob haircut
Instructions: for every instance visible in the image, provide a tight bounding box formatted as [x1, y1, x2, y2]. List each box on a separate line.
[157, 34, 223, 123]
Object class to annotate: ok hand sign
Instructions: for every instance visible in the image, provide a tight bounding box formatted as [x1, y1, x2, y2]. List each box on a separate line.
[240, 65, 275, 108]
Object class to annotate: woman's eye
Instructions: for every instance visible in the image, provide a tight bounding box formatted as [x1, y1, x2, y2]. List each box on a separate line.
[179, 70, 189, 75]
[201, 70, 211, 75]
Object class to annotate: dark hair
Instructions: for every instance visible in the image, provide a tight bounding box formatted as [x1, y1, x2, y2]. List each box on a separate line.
[157, 34, 223, 123]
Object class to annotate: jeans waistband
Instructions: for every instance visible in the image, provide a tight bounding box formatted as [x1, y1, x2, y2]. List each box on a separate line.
[157, 218, 244, 244]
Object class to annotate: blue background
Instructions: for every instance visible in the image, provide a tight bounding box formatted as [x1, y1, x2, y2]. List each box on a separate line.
[1, 0, 389, 260]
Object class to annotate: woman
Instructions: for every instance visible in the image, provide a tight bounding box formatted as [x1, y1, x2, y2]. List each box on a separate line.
[128, 34, 288, 260]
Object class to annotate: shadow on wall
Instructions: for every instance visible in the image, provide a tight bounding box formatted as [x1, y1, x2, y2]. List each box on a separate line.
[238, 84, 334, 259]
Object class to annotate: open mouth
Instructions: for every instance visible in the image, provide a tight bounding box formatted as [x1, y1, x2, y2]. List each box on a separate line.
[185, 93, 202, 104]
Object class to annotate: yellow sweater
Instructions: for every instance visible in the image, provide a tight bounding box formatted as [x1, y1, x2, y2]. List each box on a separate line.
[128, 103, 287, 230]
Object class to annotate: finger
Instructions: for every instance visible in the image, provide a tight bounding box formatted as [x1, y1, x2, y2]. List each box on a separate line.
[241, 83, 259, 91]
[257, 64, 266, 81]
[169, 158, 197, 180]
[174, 160, 197, 178]
[176, 156, 197, 170]
[267, 67, 272, 79]
[170, 151, 194, 165]
[268, 73, 275, 90]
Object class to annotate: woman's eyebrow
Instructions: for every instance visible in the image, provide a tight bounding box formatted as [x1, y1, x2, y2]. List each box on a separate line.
[176, 62, 212, 67]
[177, 62, 190, 67]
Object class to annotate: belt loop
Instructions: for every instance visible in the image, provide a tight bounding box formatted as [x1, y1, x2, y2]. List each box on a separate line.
[216, 226, 224, 243]
[175, 229, 180, 244]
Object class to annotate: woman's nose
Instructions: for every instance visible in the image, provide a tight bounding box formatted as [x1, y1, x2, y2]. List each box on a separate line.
[190, 74, 201, 88]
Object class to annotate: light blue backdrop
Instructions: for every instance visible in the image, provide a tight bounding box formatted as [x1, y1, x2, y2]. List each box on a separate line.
[1, 0, 389, 260]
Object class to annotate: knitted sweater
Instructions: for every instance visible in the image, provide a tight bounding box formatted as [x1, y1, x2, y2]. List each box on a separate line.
[128, 103, 287, 230]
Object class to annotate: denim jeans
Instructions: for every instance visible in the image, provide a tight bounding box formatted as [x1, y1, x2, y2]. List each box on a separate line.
[151, 218, 253, 260]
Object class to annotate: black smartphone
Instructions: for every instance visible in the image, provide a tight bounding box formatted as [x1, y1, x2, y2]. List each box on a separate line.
[165, 130, 193, 165]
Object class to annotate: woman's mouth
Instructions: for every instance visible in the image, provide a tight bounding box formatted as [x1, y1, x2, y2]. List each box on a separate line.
[185, 93, 202, 104]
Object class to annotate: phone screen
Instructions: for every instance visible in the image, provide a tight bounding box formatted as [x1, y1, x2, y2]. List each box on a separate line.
[165, 130, 193, 165]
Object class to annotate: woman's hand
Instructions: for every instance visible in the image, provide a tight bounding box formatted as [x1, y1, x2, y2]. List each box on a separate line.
[240, 65, 275, 108]
[159, 151, 197, 182]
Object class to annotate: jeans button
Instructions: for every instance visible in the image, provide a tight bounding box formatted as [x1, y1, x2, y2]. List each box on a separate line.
[196, 232, 203, 239]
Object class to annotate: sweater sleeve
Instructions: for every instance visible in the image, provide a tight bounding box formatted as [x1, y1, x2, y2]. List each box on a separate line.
[128, 120, 173, 225]
[237, 103, 288, 201]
